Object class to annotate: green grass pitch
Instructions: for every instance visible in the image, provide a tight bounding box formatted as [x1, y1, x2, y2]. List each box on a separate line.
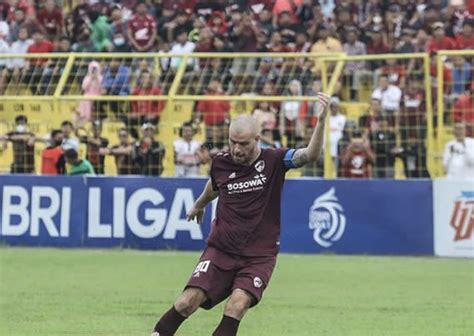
[0, 247, 473, 335]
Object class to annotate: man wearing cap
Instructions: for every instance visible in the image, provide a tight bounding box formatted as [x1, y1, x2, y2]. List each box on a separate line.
[427, 22, 456, 54]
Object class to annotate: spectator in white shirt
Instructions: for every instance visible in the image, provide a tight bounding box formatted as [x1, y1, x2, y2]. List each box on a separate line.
[443, 123, 474, 179]
[170, 29, 195, 71]
[0, 29, 9, 69]
[0, 27, 32, 94]
[173, 122, 204, 177]
[329, 97, 346, 169]
[371, 74, 402, 113]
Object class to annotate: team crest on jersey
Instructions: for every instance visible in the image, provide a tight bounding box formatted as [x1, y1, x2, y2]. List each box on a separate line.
[255, 160, 265, 172]
[450, 191, 474, 242]
[253, 277, 263, 288]
[308, 188, 346, 248]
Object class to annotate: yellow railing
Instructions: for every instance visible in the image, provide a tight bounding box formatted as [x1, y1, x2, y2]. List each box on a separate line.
[0, 52, 452, 178]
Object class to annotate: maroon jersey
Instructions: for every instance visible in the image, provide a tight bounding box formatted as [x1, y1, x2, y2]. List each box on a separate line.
[128, 14, 156, 49]
[207, 148, 290, 257]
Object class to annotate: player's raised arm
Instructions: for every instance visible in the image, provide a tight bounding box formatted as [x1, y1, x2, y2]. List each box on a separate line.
[186, 179, 219, 224]
[290, 92, 330, 168]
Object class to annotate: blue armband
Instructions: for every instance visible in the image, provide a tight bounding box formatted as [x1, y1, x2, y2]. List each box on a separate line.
[283, 149, 297, 169]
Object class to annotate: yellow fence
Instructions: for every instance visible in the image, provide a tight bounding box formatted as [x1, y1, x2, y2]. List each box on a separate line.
[0, 51, 469, 178]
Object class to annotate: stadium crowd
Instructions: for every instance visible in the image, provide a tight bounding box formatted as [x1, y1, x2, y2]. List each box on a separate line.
[0, 0, 473, 178]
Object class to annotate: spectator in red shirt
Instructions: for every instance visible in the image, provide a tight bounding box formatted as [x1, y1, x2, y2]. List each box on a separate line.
[453, 93, 474, 137]
[23, 30, 53, 94]
[367, 27, 390, 55]
[341, 130, 375, 178]
[41, 129, 65, 175]
[207, 11, 227, 35]
[427, 22, 457, 54]
[127, 0, 157, 52]
[455, 19, 474, 49]
[37, 0, 63, 40]
[129, 71, 166, 129]
[195, 80, 231, 146]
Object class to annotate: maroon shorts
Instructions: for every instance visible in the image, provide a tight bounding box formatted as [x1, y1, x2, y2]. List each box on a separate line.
[185, 246, 277, 310]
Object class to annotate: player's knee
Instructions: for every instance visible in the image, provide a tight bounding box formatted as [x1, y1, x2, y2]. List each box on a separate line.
[224, 292, 252, 320]
[174, 288, 206, 317]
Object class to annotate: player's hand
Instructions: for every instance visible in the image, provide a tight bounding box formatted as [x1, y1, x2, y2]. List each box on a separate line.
[186, 206, 205, 224]
[316, 92, 330, 120]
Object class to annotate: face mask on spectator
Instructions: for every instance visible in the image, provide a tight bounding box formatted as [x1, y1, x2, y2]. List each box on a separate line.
[114, 36, 125, 46]
[16, 125, 26, 133]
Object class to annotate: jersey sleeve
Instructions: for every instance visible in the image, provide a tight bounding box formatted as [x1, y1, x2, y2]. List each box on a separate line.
[209, 158, 219, 191]
[272, 147, 297, 170]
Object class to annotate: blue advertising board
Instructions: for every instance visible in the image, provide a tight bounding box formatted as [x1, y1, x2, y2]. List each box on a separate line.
[0, 176, 434, 255]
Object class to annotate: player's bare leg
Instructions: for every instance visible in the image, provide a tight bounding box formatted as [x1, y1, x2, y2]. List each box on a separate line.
[212, 289, 253, 336]
[152, 287, 207, 336]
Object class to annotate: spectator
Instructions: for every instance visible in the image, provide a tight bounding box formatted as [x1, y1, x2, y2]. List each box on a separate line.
[0, 27, 32, 94]
[397, 134, 430, 179]
[165, 9, 193, 43]
[201, 125, 229, 163]
[396, 28, 416, 54]
[366, 27, 390, 55]
[106, 128, 139, 175]
[455, 19, 474, 49]
[272, 0, 301, 24]
[293, 31, 311, 52]
[340, 130, 375, 179]
[110, 4, 130, 52]
[360, 98, 384, 137]
[195, 80, 231, 146]
[371, 74, 402, 124]
[0, 22, 8, 65]
[277, 10, 299, 44]
[427, 22, 457, 54]
[443, 123, 474, 179]
[134, 123, 166, 176]
[77, 120, 109, 175]
[451, 56, 471, 95]
[279, 79, 309, 148]
[9, 8, 42, 42]
[310, 24, 343, 74]
[369, 118, 397, 178]
[127, 0, 157, 52]
[452, 92, 474, 137]
[343, 28, 367, 99]
[0, 115, 35, 173]
[233, 11, 259, 52]
[400, 78, 426, 141]
[61, 120, 79, 151]
[41, 129, 65, 175]
[328, 97, 346, 171]
[37, 0, 63, 40]
[101, 58, 131, 118]
[88, 10, 112, 52]
[24, 30, 54, 94]
[258, 127, 282, 149]
[173, 122, 204, 177]
[76, 61, 103, 126]
[170, 29, 196, 71]
[207, 10, 227, 35]
[253, 101, 278, 132]
[64, 148, 95, 175]
[130, 71, 166, 129]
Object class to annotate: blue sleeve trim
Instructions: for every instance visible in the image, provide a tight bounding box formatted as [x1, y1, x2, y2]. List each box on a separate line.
[283, 148, 297, 169]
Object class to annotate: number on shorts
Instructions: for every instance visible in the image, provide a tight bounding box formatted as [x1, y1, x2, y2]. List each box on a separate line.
[193, 260, 211, 274]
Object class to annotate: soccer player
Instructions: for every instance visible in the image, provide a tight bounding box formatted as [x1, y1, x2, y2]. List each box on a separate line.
[151, 93, 330, 336]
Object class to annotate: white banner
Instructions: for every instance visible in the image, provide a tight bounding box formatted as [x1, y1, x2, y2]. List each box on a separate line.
[433, 179, 474, 258]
